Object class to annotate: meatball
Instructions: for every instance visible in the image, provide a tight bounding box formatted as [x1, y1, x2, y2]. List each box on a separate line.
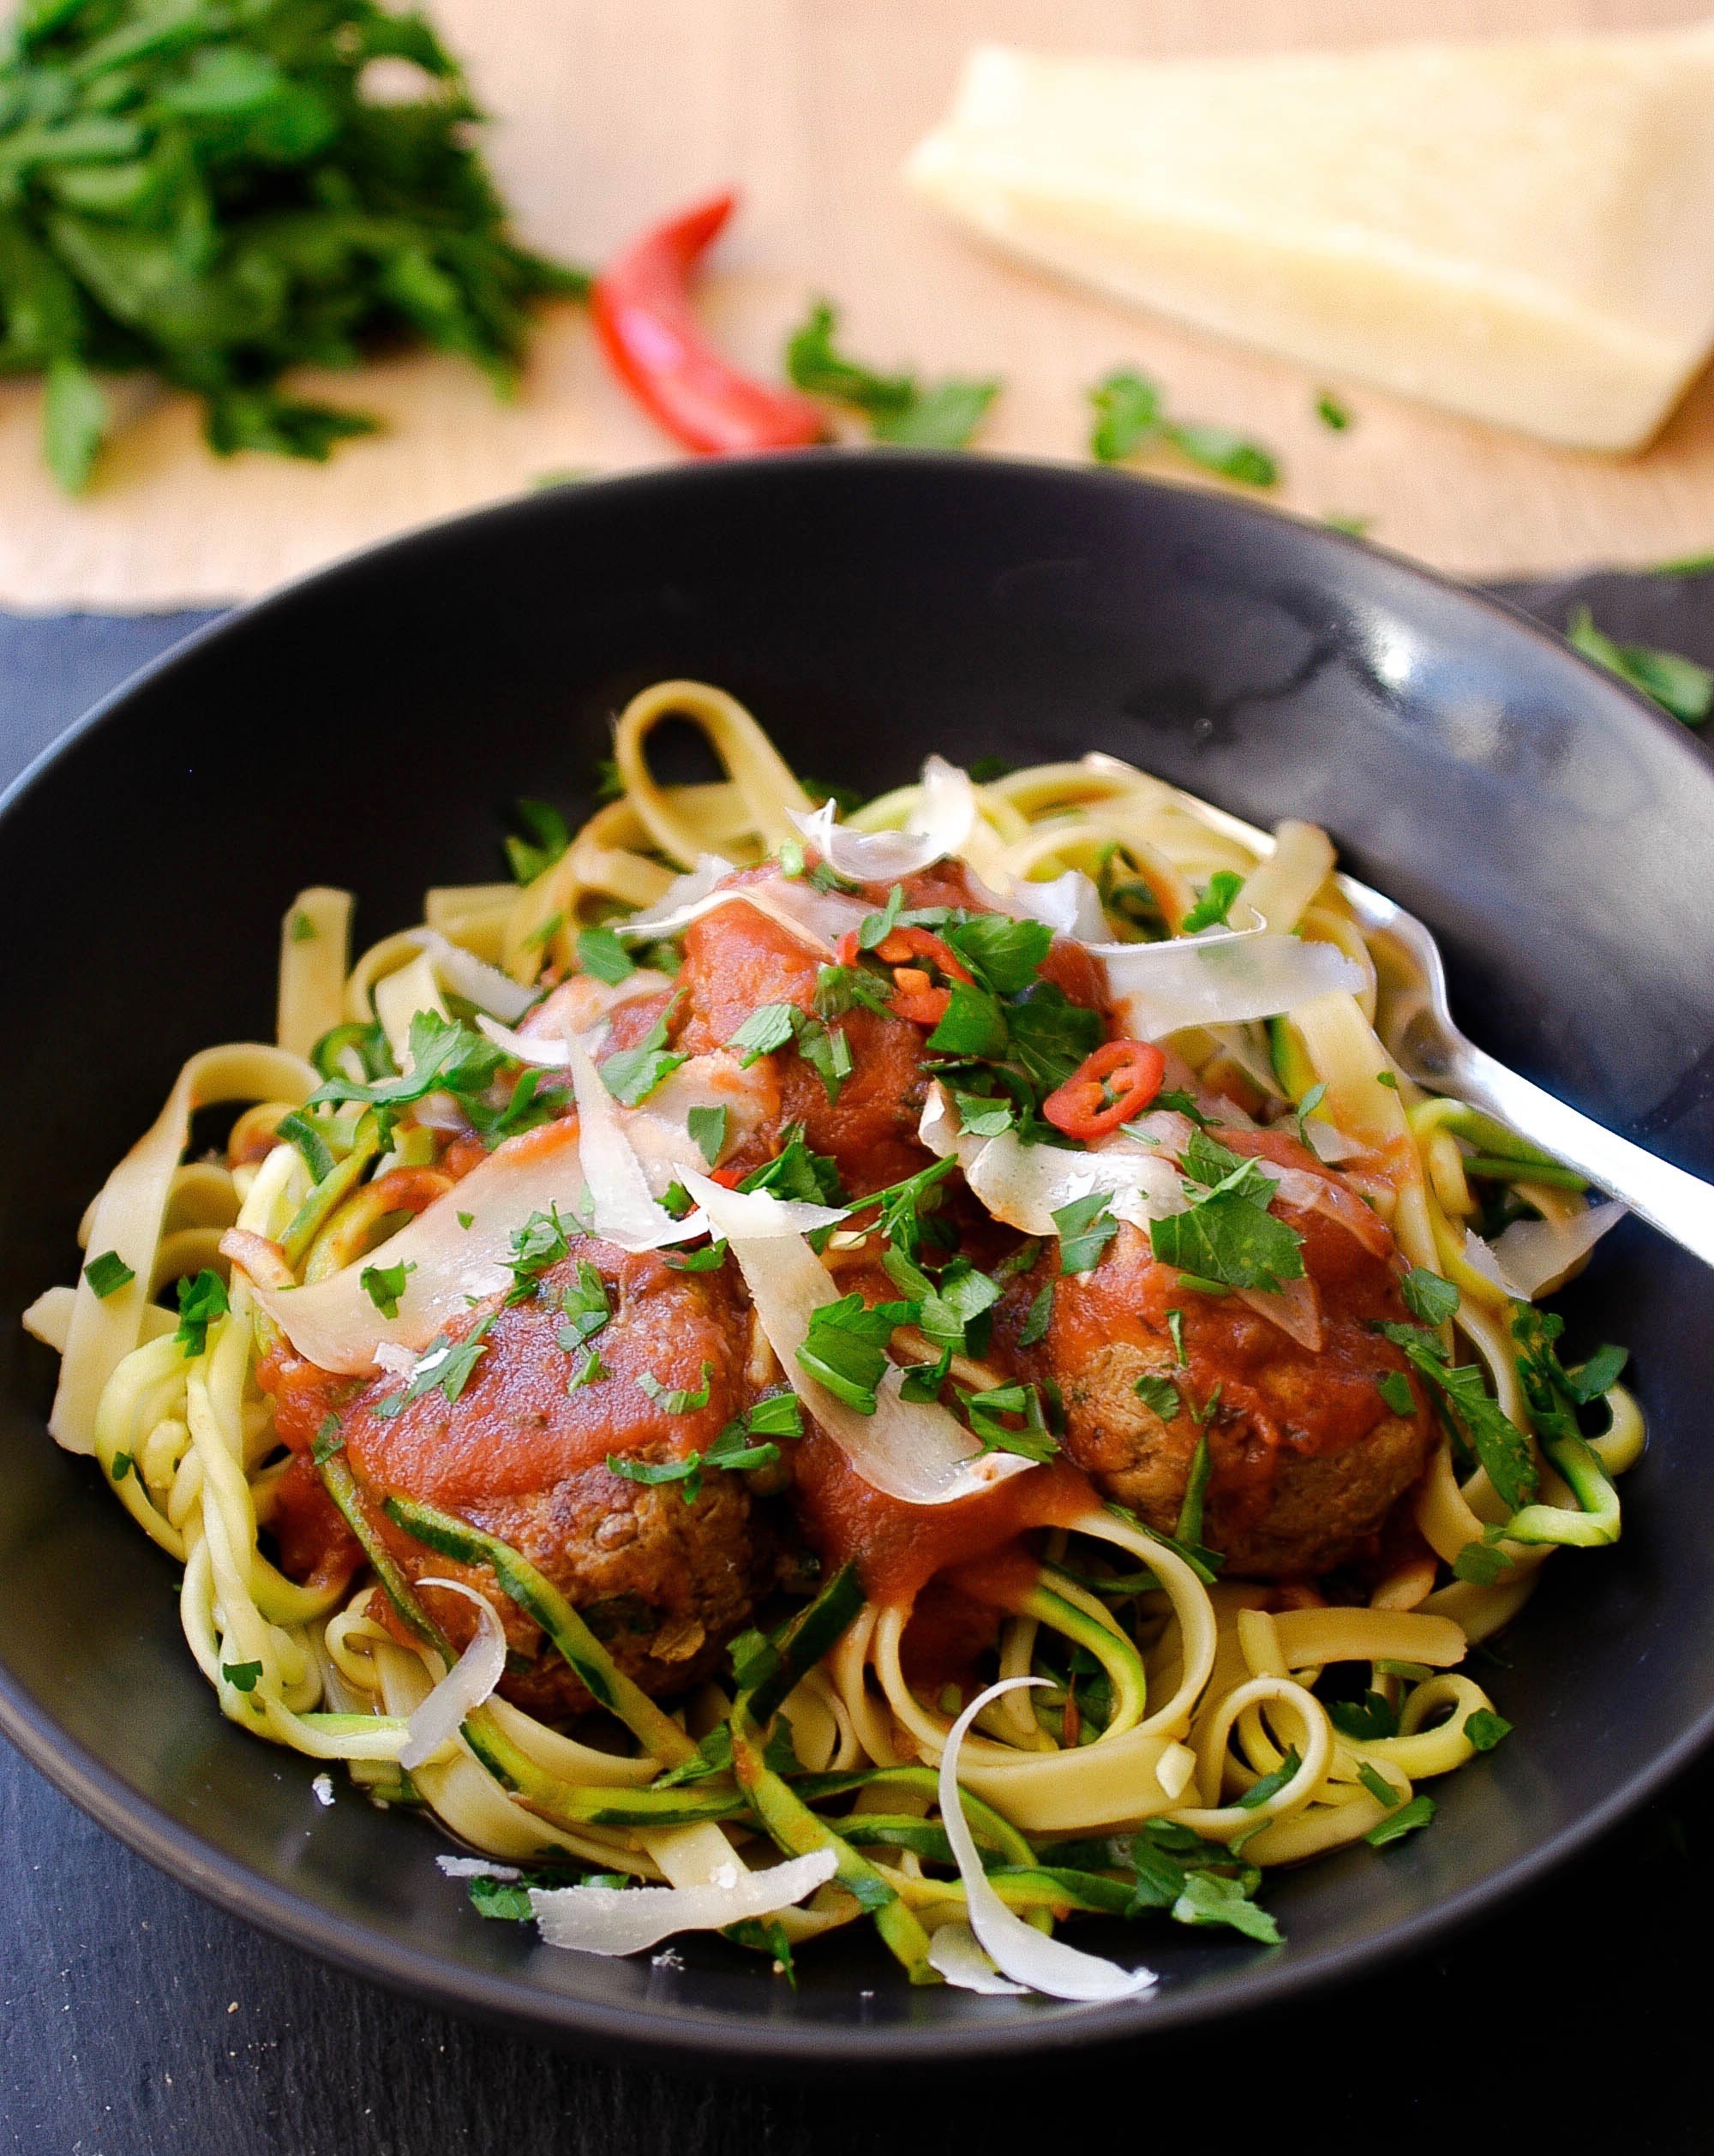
[668, 859, 1110, 1195]
[334, 1240, 761, 1718]
[998, 1130, 1435, 1578]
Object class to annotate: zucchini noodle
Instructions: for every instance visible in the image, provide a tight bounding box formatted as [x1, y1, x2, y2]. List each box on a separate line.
[23, 680, 1644, 1991]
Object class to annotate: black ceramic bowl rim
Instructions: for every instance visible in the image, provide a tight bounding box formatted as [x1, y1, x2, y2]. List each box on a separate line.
[0, 452, 1705, 2069]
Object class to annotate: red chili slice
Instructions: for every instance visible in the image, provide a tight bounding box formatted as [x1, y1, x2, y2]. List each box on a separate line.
[590, 192, 827, 455]
[874, 926, 974, 984]
[1041, 1039, 1167, 1140]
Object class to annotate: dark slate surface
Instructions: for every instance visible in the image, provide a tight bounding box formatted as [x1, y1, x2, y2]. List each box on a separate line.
[1, 571, 1709, 2156]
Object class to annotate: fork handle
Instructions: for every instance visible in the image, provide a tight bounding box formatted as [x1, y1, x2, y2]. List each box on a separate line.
[1446, 1042, 1714, 1270]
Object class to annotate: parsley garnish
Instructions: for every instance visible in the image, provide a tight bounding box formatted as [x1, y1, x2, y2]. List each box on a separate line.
[81, 1251, 134, 1299]
[960, 1380, 1058, 1463]
[311, 1414, 345, 1465]
[726, 1003, 800, 1066]
[1175, 1432, 1214, 1549]
[665, 1240, 728, 1273]
[505, 1207, 572, 1303]
[1088, 368, 1279, 486]
[1364, 1794, 1435, 1848]
[737, 1126, 845, 1209]
[1375, 1369, 1416, 1416]
[1328, 1691, 1399, 1740]
[1465, 1709, 1512, 1752]
[1018, 1278, 1055, 1348]
[577, 924, 635, 985]
[109, 1452, 134, 1482]
[308, 1009, 508, 1135]
[1181, 871, 1245, 932]
[785, 299, 998, 447]
[1453, 1538, 1511, 1585]
[1315, 390, 1352, 431]
[174, 1269, 228, 1357]
[361, 1261, 414, 1320]
[1053, 1192, 1120, 1275]
[687, 1105, 728, 1168]
[1292, 1080, 1329, 1150]
[1166, 1308, 1188, 1366]
[556, 1263, 611, 1354]
[1567, 606, 1713, 727]
[599, 1003, 687, 1106]
[290, 910, 317, 943]
[1134, 1372, 1179, 1419]
[1149, 1142, 1305, 1293]
[638, 1362, 714, 1416]
[1399, 1265, 1459, 1327]
[1238, 1747, 1302, 1808]
[797, 1295, 916, 1413]
[1376, 1321, 1537, 1512]
[506, 800, 571, 884]
[221, 1661, 263, 1694]
[607, 1394, 801, 1504]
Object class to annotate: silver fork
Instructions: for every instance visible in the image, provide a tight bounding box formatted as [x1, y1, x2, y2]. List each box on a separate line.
[1172, 790, 1714, 1271]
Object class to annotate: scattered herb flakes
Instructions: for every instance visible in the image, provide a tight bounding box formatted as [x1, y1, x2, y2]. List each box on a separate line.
[1166, 1308, 1188, 1367]
[785, 299, 998, 448]
[1133, 1372, 1179, 1419]
[1400, 1265, 1459, 1327]
[686, 1104, 728, 1169]
[1327, 1691, 1399, 1741]
[360, 1261, 414, 1320]
[81, 1249, 134, 1298]
[1357, 1763, 1400, 1808]
[1375, 1369, 1416, 1417]
[1315, 390, 1352, 431]
[1087, 367, 1279, 487]
[577, 924, 635, 985]
[1453, 1538, 1511, 1586]
[1052, 1192, 1120, 1275]
[1237, 1747, 1302, 1809]
[173, 1267, 228, 1357]
[310, 1414, 345, 1465]
[1566, 607, 1713, 726]
[289, 909, 317, 943]
[599, 1005, 687, 1106]
[1018, 1277, 1055, 1349]
[1377, 1321, 1537, 1512]
[1180, 870, 1245, 933]
[109, 1450, 134, 1482]
[1149, 1146, 1305, 1294]
[726, 1002, 800, 1067]
[796, 1293, 914, 1414]
[1464, 1709, 1513, 1752]
[1364, 1794, 1435, 1848]
[638, 1362, 714, 1416]
[221, 1660, 264, 1694]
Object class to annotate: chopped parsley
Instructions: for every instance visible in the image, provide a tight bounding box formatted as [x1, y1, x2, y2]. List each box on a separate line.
[1134, 1372, 1180, 1419]
[1364, 1794, 1435, 1848]
[665, 1241, 728, 1273]
[1357, 1764, 1399, 1808]
[290, 910, 317, 943]
[1018, 1278, 1055, 1348]
[1052, 1192, 1120, 1275]
[1149, 1138, 1305, 1293]
[1400, 1265, 1459, 1327]
[686, 1105, 728, 1169]
[505, 1207, 572, 1303]
[884, 1249, 999, 1356]
[173, 1269, 228, 1357]
[785, 299, 998, 447]
[577, 924, 635, 985]
[960, 1380, 1058, 1464]
[737, 1127, 845, 1209]
[608, 1394, 802, 1504]
[1292, 1080, 1329, 1150]
[506, 800, 571, 884]
[1238, 1747, 1302, 1808]
[1166, 1308, 1188, 1366]
[1327, 1691, 1399, 1741]
[796, 1294, 915, 1413]
[555, 1263, 611, 1357]
[1315, 391, 1352, 431]
[81, 1251, 135, 1299]
[311, 1414, 345, 1465]
[109, 1452, 134, 1482]
[308, 1009, 508, 1139]
[638, 1362, 714, 1416]
[1088, 368, 1279, 486]
[1375, 1369, 1416, 1417]
[1376, 1321, 1537, 1512]
[1464, 1709, 1513, 1752]
[726, 1002, 800, 1066]
[1181, 871, 1245, 933]
[1452, 1537, 1511, 1585]
[361, 1261, 414, 1320]
[1567, 606, 1714, 727]
[379, 1318, 498, 1416]
[599, 1003, 687, 1106]
[221, 1661, 263, 1694]
[1174, 1433, 1214, 1548]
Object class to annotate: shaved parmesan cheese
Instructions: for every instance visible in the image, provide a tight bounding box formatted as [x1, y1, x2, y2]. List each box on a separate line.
[1488, 1200, 1627, 1299]
[682, 1168, 1028, 1506]
[437, 1856, 520, 1879]
[530, 1848, 838, 1955]
[938, 1679, 1156, 2001]
[919, 1084, 1184, 1234]
[1094, 931, 1363, 1041]
[927, 1921, 1029, 1995]
[1009, 869, 1106, 941]
[791, 756, 975, 880]
[562, 1031, 706, 1253]
[620, 856, 734, 931]
[611, 871, 860, 959]
[906, 31, 1714, 451]
[399, 1578, 506, 1770]
[237, 1117, 584, 1372]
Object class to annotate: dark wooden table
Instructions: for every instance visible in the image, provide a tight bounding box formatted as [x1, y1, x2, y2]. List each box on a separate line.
[2, 573, 1706, 2156]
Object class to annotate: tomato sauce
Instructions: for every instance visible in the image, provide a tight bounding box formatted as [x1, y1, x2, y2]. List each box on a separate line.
[789, 1428, 1097, 1607]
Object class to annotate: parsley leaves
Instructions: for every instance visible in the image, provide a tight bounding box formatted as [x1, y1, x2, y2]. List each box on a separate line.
[1088, 368, 1279, 487]
[507, 800, 571, 885]
[1053, 1192, 1120, 1275]
[1181, 871, 1245, 933]
[785, 300, 998, 447]
[1376, 1321, 1537, 1512]
[1149, 1137, 1305, 1293]
[607, 1394, 803, 1504]
[360, 1261, 414, 1319]
[796, 1295, 914, 1413]
[1567, 606, 1713, 727]
[81, 1250, 134, 1299]
[173, 1268, 227, 1356]
[599, 1003, 687, 1106]
[576, 924, 634, 985]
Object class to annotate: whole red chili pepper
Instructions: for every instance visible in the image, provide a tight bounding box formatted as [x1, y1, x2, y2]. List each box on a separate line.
[590, 192, 826, 455]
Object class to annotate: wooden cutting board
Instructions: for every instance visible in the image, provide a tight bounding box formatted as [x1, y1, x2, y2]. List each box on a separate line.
[1, 0, 1709, 608]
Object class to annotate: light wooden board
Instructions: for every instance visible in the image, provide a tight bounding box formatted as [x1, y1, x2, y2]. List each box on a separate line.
[1, 0, 1710, 608]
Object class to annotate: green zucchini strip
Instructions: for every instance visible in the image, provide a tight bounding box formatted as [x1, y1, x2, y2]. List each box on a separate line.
[729, 1702, 938, 1985]
[741, 1560, 865, 1727]
[382, 1492, 697, 1766]
[1005, 1572, 1148, 1737]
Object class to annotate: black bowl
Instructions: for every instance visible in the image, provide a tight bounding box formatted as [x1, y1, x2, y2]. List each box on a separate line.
[1, 452, 1710, 2069]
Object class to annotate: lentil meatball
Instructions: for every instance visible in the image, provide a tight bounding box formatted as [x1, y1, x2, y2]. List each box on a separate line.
[998, 1129, 1435, 1578]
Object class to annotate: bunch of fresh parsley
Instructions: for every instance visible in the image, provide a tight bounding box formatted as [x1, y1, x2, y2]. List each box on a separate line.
[0, 0, 586, 490]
